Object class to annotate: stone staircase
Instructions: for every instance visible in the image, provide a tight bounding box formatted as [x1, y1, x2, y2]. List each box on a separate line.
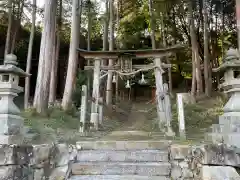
[69, 141, 171, 180]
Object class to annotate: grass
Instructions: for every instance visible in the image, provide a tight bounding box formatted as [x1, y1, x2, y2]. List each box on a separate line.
[22, 107, 84, 144]
[171, 93, 225, 140]
[22, 105, 123, 144]
[137, 92, 226, 142]
[21, 92, 226, 144]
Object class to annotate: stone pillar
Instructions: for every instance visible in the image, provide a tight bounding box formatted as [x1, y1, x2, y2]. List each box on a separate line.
[98, 97, 103, 126]
[79, 85, 87, 133]
[177, 93, 186, 140]
[154, 57, 166, 128]
[90, 58, 101, 130]
[163, 83, 175, 137]
[0, 54, 29, 144]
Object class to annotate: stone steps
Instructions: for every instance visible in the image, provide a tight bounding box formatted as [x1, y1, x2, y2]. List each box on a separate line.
[70, 141, 171, 179]
[76, 140, 170, 150]
[69, 175, 170, 180]
[71, 162, 171, 176]
[77, 150, 168, 162]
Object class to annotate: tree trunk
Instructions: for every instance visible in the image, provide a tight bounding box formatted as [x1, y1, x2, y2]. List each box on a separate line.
[49, 0, 62, 104]
[161, 12, 172, 96]
[87, 1, 93, 106]
[189, 1, 202, 98]
[5, 0, 13, 57]
[106, 0, 114, 105]
[189, 1, 196, 100]
[10, 0, 24, 53]
[48, 24, 57, 104]
[62, 0, 81, 110]
[24, 0, 36, 109]
[103, 0, 109, 53]
[87, 3, 92, 51]
[203, 0, 211, 97]
[148, 0, 166, 126]
[100, 0, 109, 100]
[148, 0, 156, 49]
[102, 0, 109, 70]
[33, 0, 57, 114]
[236, 0, 240, 49]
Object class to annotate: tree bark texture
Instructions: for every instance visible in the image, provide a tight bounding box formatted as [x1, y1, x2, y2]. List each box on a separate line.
[49, 0, 62, 104]
[33, 0, 57, 113]
[24, 0, 36, 109]
[4, 0, 13, 57]
[106, 0, 114, 105]
[203, 0, 211, 97]
[189, 1, 202, 98]
[62, 0, 81, 110]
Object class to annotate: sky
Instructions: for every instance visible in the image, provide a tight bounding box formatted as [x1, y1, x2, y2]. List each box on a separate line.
[34, 0, 104, 10]
[30, 0, 105, 25]
[28, 0, 44, 24]
[36, 0, 44, 8]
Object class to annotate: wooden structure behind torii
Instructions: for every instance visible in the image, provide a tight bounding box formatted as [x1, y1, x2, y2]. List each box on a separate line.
[78, 44, 184, 131]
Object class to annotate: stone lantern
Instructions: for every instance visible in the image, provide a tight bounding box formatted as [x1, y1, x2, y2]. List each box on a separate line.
[206, 48, 240, 147]
[0, 54, 29, 144]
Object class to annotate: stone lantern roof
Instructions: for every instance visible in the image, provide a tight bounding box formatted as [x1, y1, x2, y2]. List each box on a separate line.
[0, 54, 30, 76]
[213, 48, 240, 72]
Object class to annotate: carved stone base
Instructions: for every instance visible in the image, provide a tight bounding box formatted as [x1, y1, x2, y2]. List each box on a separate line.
[206, 112, 240, 147]
[209, 124, 240, 134]
[205, 132, 240, 148]
[0, 135, 23, 145]
[90, 113, 99, 130]
[0, 114, 23, 135]
[219, 112, 240, 125]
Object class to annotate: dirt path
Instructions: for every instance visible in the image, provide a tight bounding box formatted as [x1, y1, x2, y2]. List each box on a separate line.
[112, 102, 154, 131]
[101, 102, 164, 141]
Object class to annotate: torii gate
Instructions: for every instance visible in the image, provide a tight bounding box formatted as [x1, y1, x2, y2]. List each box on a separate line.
[78, 45, 184, 132]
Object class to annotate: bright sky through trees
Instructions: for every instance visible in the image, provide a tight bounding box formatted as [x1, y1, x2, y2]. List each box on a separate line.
[36, 0, 44, 8]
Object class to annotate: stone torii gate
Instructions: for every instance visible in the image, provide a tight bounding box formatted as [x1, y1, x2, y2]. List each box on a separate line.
[78, 45, 184, 132]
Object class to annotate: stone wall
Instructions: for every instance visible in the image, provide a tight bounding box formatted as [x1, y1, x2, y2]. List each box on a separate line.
[1, 142, 240, 180]
[170, 143, 240, 179]
[0, 144, 77, 180]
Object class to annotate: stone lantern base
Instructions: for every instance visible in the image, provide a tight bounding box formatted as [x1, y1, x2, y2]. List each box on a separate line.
[0, 134, 23, 144]
[206, 113, 240, 148]
[219, 112, 240, 125]
[0, 114, 23, 144]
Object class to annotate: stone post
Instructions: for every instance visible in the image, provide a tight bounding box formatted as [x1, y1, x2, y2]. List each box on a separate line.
[154, 58, 167, 128]
[163, 83, 175, 137]
[98, 97, 103, 126]
[177, 93, 186, 140]
[90, 58, 101, 130]
[0, 54, 29, 144]
[79, 85, 87, 133]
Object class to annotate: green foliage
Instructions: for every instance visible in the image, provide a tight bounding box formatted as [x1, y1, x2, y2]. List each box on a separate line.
[23, 107, 81, 144]
[171, 95, 225, 139]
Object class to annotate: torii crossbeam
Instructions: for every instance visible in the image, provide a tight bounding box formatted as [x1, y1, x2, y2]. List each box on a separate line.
[78, 44, 184, 59]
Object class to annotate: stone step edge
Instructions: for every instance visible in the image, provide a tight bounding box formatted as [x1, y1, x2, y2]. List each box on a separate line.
[78, 149, 168, 152]
[76, 140, 171, 150]
[76, 140, 172, 143]
[77, 150, 169, 162]
[72, 162, 171, 166]
[69, 175, 170, 180]
[71, 162, 171, 176]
